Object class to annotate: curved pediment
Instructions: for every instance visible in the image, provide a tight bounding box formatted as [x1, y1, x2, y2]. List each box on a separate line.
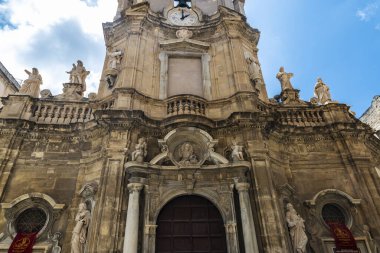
[150, 127, 228, 168]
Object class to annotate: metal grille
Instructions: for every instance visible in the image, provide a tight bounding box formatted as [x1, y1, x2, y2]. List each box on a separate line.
[16, 208, 47, 233]
[322, 204, 346, 224]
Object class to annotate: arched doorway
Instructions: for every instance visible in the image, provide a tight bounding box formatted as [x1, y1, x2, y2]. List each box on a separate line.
[156, 195, 228, 253]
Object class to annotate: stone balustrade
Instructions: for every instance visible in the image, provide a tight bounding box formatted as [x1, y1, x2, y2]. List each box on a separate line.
[29, 101, 94, 124]
[166, 95, 207, 116]
[277, 109, 326, 126]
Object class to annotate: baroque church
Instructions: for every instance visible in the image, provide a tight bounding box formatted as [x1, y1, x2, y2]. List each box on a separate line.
[0, 0, 379, 252]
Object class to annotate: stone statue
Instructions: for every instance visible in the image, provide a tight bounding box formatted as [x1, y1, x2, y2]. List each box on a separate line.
[314, 78, 332, 105]
[56, 83, 83, 101]
[179, 142, 198, 165]
[131, 137, 147, 163]
[244, 53, 262, 82]
[276, 67, 294, 91]
[19, 68, 42, 98]
[66, 60, 90, 93]
[49, 232, 62, 253]
[107, 49, 123, 70]
[231, 140, 245, 162]
[286, 203, 308, 253]
[71, 203, 91, 253]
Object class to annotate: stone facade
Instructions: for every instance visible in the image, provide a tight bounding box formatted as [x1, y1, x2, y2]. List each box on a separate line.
[361, 96, 380, 136]
[0, 62, 20, 107]
[0, 1, 379, 253]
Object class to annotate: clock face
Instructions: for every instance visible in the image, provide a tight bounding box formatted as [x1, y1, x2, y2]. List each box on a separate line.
[168, 8, 199, 26]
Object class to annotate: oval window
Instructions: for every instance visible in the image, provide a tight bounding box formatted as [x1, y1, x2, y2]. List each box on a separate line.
[322, 204, 346, 224]
[16, 208, 47, 233]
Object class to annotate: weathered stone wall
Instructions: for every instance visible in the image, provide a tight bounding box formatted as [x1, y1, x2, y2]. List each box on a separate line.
[361, 95, 380, 133]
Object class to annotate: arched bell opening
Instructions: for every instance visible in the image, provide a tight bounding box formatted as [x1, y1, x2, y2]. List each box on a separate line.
[155, 195, 228, 253]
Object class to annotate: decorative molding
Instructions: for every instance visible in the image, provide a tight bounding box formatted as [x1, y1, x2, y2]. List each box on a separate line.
[305, 189, 361, 206]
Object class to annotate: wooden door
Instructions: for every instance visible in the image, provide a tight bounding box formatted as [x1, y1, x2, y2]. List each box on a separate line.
[156, 195, 227, 253]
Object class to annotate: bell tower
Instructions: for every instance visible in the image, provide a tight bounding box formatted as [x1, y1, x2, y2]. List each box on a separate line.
[98, 0, 268, 118]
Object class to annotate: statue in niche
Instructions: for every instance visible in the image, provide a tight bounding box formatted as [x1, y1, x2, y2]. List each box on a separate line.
[179, 142, 198, 166]
[314, 78, 332, 105]
[286, 203, 308, 253]
[71, 203, 91, 253]
[18, 68, 43, 98]
[276, 66, 294, 91]
[245, 53, 262, 81]
[66, 60, 90, 93]
[107, 49, 123, 70]
[131, 137, 147, 163]
[231, 140, 245, 161]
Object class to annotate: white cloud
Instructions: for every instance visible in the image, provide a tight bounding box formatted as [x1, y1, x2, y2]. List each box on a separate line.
[0, 0, 117, 96]
[356, 2, 379, 21]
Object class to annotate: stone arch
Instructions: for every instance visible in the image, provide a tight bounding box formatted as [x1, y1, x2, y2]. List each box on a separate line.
[154, 189, 228, 224]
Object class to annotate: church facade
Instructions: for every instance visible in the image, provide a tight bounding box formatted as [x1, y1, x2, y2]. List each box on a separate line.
[0, 1, 379, 253]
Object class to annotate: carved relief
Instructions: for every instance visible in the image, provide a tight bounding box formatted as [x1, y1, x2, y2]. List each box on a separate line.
[177, 142, 198, 165]
[149, 127, 228, 167]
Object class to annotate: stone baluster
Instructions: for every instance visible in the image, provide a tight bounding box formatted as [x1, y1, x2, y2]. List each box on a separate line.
[235, 182, 260, 253]
[123, 183, 144, 253]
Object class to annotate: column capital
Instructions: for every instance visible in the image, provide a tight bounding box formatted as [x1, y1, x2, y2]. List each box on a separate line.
[127, 183, 144, 193]
[225, 223, 237, 234]
[235, 182, 250, 192]
[144, 224, 158, 235]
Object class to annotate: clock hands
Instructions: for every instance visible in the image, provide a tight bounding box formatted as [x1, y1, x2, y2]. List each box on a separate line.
[180, 9, 190, 20]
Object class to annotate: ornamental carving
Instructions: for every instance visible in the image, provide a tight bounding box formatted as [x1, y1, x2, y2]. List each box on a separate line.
[149, 127, 228, 168]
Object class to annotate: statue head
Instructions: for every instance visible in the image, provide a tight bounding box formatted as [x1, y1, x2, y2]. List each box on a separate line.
[138, 137, 146, 144]
[77, 60, 83, 66]
[32, 68, 39, 74]
[78, 202, 87, 211]
[279, 66, 284, 72]
[286, 203, 294, 211]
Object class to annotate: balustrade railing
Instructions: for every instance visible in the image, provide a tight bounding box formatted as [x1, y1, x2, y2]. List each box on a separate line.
[277, 109, 326, 126]
[166, 96, 207, 116]
[29, 101, 94, 124]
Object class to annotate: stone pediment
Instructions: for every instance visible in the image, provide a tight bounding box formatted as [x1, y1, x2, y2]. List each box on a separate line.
[159, 38, 210, 52]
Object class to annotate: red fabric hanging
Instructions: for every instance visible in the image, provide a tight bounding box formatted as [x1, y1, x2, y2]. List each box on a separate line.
[8, 233, 37, 253]
[328, 222, 359, 253]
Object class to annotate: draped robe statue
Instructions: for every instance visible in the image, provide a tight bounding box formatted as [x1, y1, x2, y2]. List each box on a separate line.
[286, 203, 308, 253]
[71, 203, 91, 253]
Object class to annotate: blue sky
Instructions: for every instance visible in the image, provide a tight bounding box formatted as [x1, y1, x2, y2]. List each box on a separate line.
[246, 0, 380, 116]
[0, 0, 379, 116]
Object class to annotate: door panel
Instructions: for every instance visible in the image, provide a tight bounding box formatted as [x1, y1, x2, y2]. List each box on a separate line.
[156, 195, 227, 253]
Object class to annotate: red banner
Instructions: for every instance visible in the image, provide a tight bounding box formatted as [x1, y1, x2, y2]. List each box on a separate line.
[8, 233, 37, 253]
[328, 222, 359, 253]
